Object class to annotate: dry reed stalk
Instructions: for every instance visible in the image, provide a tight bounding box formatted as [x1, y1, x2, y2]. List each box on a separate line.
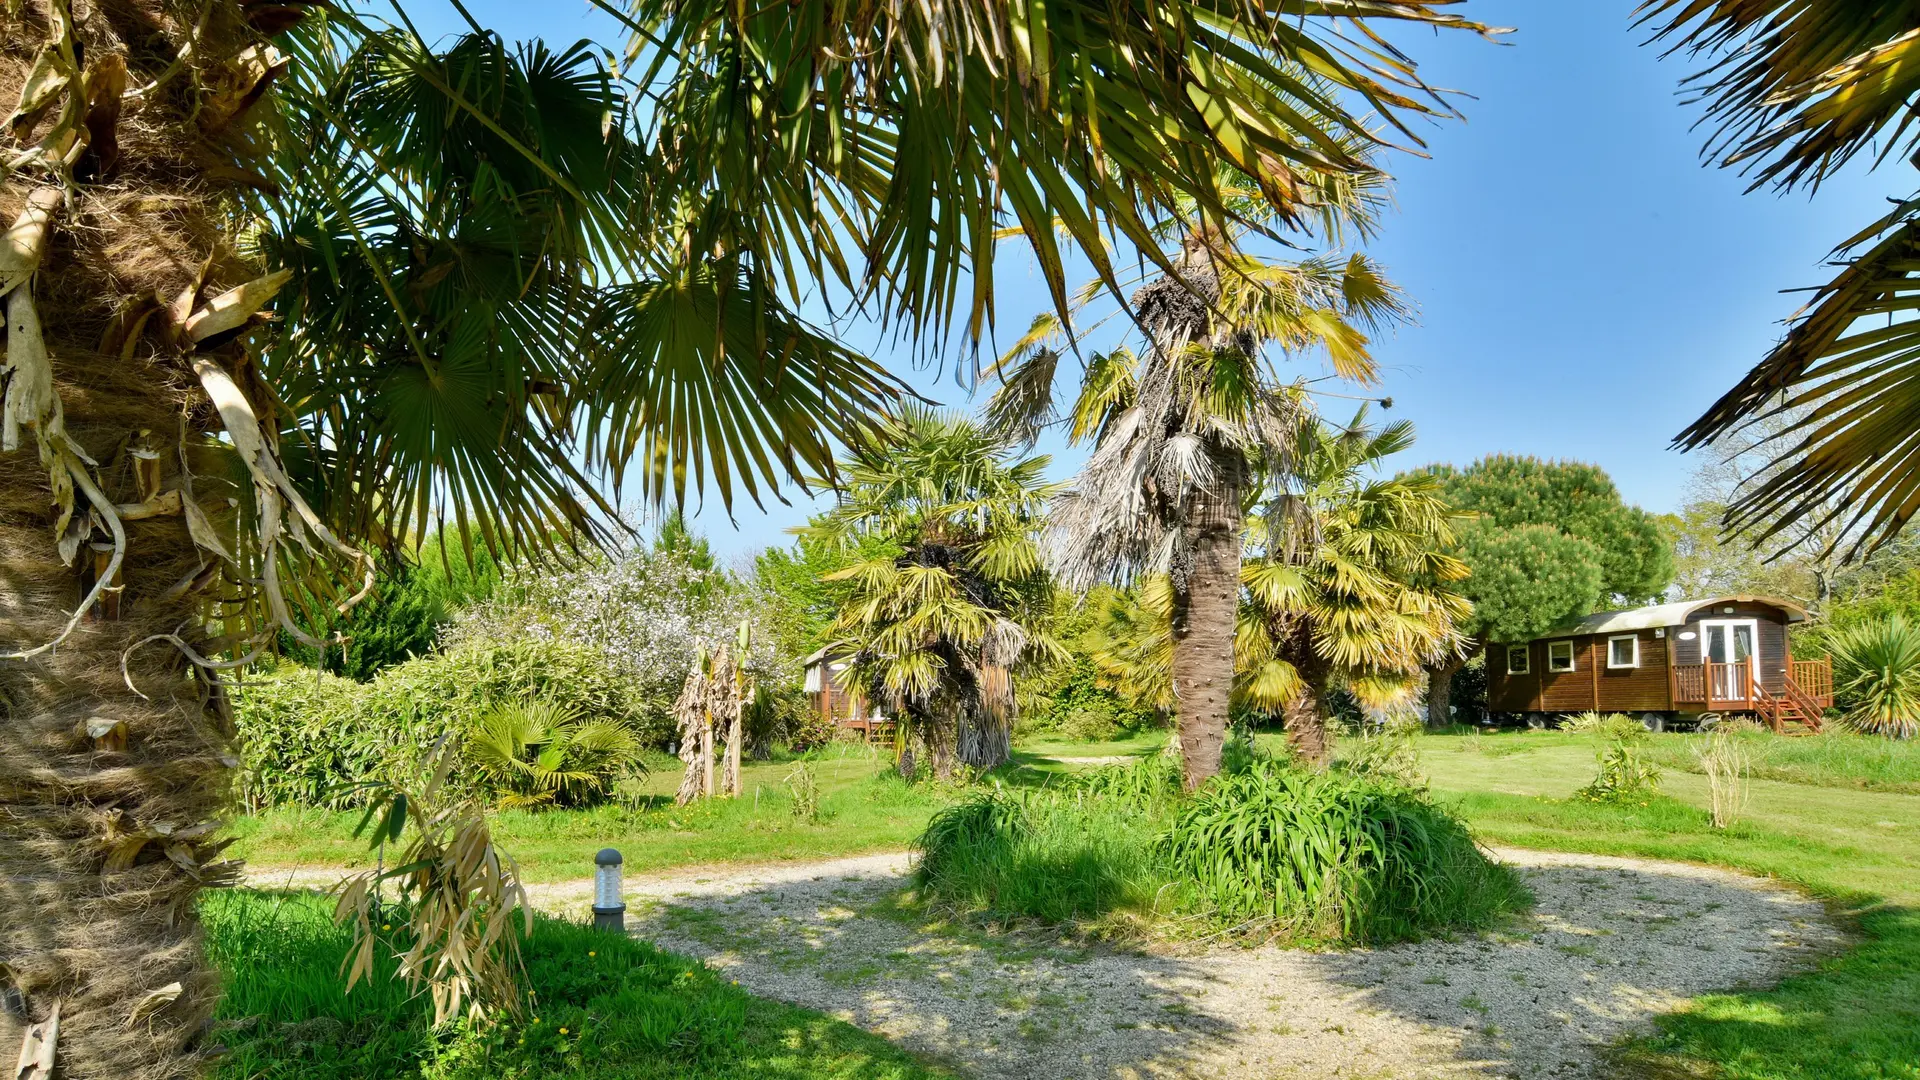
[1694, 729, 1752, 829]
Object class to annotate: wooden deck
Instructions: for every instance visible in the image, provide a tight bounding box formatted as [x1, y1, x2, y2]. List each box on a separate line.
[1671, 658, 1832, 733]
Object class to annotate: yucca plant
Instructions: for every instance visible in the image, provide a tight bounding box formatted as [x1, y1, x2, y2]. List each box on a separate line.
[1827, 616, 1920, 739]
[1574, 718, 1664, 804]
[466, 700, 644, 809]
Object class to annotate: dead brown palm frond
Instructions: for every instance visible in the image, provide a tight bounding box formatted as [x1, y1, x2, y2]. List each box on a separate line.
[332, 741, 532, 1027]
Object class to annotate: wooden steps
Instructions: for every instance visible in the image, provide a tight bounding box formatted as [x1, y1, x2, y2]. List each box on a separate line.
[1756, 684, 1826, 735]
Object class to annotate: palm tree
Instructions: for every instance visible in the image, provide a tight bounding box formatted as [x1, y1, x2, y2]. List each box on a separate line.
[988, 164, 1409, 787]
[1239, 409, 1471, 762]
[0, 2, 1485, 1072]
[1074, 412, 1468, 764]
[1646, 3, 1920, 557]
[804, 407, 1063, 778]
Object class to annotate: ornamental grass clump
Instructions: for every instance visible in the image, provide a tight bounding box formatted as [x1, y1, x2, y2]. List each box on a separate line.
[914, 758, 1525, 943]
[1828, 616, 1920, 739]
[1160, 762, 1525, 943]
[912, 787, 1167, 926]
[1693, 728, 1752, 829]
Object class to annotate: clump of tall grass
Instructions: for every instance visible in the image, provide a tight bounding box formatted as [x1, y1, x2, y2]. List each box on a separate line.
[784, 759, 821, 822]
[914, 759, 1526, 944]
[1334, 728, 1427, 791]
[1828, 616, 1920, 739]
[1563, 711, 1646, 738]
[1072, 754, 1183, 811]
[911, 786, 1167, 926]
[1160, 763, 1526, 942]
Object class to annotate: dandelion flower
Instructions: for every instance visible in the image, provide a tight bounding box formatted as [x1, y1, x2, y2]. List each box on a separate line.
[559, 1028, 569, 1036]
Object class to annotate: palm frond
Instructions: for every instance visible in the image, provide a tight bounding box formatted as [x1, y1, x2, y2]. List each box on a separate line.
[1674, 196, 1920, 557]
[1638, 0, 1920, 191]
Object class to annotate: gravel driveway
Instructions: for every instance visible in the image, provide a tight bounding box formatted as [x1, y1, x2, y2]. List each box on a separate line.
[253, 847, 1840, 1080]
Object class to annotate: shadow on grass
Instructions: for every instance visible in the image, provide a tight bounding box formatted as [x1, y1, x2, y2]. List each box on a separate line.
[1614, 904, 1920, 1080]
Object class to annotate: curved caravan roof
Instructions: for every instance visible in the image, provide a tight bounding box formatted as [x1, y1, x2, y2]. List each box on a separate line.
[1518, 595, 1809, 643]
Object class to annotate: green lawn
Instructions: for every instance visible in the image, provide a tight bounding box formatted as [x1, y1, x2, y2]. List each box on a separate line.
[231, 744, 951, 882]
[205, 889, 948, 1080]
[1409, 729, 1920, 1080]
[228, 726, 1920, 1080]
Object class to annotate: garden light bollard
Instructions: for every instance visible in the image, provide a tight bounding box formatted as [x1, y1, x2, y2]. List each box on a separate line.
[592, 848, 625, 932]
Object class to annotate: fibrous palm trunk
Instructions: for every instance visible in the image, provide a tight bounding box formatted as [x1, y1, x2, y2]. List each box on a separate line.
[954, 711, 1010, 771]
[1423, 653, 1467, 730]
[1282, 646, 1334, 766]
[1170, 486, 1242, 789]
[1, 3, 292, 1075]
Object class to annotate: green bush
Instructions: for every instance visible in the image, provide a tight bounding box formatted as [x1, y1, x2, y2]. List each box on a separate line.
[1162, 763, 1526, 942]
[1828, 616, 1920, 739]
[1019, 657, 1156, 739]
[913, 760, 1526, 943]
[234, 640, 665, 810]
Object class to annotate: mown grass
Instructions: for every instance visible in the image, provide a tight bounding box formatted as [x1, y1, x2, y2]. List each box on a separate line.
[231, 745, 951, 882]
[1642, 728, 1920, 795]
[204, 889, 948, 1080]
[1417, 730, 1920, 1080]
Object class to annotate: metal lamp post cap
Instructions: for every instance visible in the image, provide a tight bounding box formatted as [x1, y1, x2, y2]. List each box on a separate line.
[595, 848, 623, 866]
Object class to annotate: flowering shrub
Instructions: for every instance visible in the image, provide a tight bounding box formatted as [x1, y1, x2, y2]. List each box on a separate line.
[442, 540, 791, 712]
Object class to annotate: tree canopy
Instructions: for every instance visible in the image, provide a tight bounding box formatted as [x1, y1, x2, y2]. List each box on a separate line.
[1422, 456, 1673, 644]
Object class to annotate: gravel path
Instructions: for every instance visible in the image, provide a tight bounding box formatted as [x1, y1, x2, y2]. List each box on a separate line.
[248, 848, 1840, 1079]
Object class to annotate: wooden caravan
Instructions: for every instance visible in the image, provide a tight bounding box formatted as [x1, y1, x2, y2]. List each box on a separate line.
[1485, 595, 1832, 732]
[802, 647, 896, 743]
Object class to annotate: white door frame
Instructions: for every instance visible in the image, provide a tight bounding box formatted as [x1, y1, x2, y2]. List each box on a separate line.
[1699, 619, 1762, 700]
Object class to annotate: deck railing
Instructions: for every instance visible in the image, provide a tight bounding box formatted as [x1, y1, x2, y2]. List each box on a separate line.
[1790, 660, 1834, 705]
[1672, 660, 1757, 707]
[1672, 657, 1834, 709]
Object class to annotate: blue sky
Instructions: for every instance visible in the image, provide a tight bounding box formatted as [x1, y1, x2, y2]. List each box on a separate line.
[404, 1, 1890, 560]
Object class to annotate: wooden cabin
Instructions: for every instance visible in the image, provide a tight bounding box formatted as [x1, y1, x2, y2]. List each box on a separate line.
[1485, 595, 1832, 732]
[802, 647, 895, 743]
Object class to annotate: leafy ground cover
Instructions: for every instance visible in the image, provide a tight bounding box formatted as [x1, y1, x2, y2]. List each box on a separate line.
[204, 889, 947, 1080]
[1414, 729, 1920, 1080]
[231, 745, 949, 882]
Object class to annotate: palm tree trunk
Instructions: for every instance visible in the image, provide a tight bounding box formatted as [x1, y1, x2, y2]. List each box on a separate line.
[1282, 646, 1334, 766]
[1424, 654, 1467, 729]
[1170, 486, 1242, 789]
[1, 4, 287, 1074]
[955, 709, 1011, 771]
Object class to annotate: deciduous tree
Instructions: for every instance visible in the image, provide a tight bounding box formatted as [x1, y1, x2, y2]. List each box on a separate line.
[1412, 457, 1672, 726]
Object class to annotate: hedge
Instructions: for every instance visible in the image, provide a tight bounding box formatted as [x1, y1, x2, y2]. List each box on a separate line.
[232, 639, 670, 811]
